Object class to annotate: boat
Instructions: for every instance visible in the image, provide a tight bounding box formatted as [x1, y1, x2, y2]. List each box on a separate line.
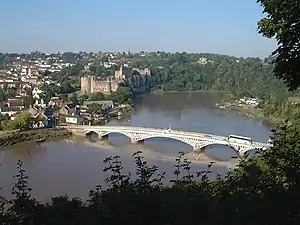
[35, 138, 46, 143]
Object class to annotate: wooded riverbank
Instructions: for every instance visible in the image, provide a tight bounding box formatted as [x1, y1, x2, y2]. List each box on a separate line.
[0, 128, 72, 147]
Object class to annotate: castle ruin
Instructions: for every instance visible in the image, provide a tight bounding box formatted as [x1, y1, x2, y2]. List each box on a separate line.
[81, 65, 151, 94]
[80, 76, 120, 94]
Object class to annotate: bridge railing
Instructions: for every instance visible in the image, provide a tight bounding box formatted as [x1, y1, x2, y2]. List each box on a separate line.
[70, 125, 269, 146]
[84, 125, 228, 140]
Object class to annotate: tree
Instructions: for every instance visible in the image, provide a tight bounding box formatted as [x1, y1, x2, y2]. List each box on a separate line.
[0, 114, 11, 130]
[14, 111, 32, 130]
[110, 87, 133, 104]
[87, 103, 101, 114]
[89, 92, 105, 101]
[23, 94, 34, 108]
[257, 0, 300, 91]
[70, 93, 79, 105]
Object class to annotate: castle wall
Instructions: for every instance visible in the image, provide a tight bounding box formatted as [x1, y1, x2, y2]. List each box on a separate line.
[92, 80, 112, 93]
[114, 70, 122, 80]
[81, 66, 152, 95]
[110, 80, 121, 92]
[115, 66, 132, 80]
[90, 76, 95, 93]
[132, 68, 151, 75]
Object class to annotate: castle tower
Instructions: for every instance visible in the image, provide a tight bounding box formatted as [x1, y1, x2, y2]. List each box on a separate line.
[120, 65, 124, 75]
[90, 76, 96, 93]
[107, 77, 112, 93]
[81, 76, 91, 94]
[115, 65, 124, 81]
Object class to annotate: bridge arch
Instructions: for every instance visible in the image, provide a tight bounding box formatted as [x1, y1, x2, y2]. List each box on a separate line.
[200, 142, 231, 149]
[200, 142, 241, 158]
[136, 135, 196, 149]
[86, 130, 134, 142]
[85, 130, 100, 142]
[85, 130, 99, 137]
[103, 131, 133, 140]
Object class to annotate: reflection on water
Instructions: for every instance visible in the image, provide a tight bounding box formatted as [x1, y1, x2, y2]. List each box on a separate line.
[0, 139, 231, 200]
[0, 92, 271, 200]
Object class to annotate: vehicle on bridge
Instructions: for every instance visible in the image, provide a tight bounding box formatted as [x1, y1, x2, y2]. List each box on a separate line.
[228, 134, 253, 145]
[164, 125, 172, 134]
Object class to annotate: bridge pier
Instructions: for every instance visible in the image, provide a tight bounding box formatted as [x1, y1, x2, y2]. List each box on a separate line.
[131, 139, 138, 144]
[193, 142, 204, 151]
[131, 138, 143, 144]
[99, 134, 108, 141]
[193, 151, 206, 161]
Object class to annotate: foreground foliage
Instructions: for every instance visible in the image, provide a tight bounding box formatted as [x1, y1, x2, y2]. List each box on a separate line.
[257, 0, 300, 91]
[0, 123, 299, 224]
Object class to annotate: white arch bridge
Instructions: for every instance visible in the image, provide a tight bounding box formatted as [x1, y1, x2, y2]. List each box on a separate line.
[81, 125, 271, 157]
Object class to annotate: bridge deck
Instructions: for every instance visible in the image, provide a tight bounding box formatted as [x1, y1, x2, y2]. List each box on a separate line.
[79, 125, 269, 147]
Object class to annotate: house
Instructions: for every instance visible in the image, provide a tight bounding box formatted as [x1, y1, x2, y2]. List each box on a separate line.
[0, 98, 25, 116]
[66, 106, 83, 124]
[59, 107, 69, 116]
[83, 100, 114, 110]
[27, 106, 47, 128]
[0, 106, 21, 116]
[59, 103, 77, 116]
[7, 98, 25, 109]
[49, 97, 67, 107]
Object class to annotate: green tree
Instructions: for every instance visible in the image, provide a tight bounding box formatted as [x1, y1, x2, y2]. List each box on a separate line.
[70, 93, 79, 105]
[87, 103, 101, 114]
[14, 111, 32, 130]
[257, 0, 300, 91]
[110, 87, 133, 104]
[0, 114, 10, 130]
[23, 92, 34, 108]
[89, 92, 105, 101]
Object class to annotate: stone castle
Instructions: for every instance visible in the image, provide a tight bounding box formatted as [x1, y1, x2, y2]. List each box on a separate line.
[81, 65, 152, 94]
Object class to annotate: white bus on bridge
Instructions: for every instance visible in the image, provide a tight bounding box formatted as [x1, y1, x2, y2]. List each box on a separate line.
[228, 134, 253, 145]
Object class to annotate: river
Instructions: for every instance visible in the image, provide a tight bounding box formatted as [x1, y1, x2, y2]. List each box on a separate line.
[0, 92, 272, 200]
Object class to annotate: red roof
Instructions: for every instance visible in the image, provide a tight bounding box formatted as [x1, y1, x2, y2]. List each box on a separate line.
[11, 113, 20, 118]
[7, 98, 24, 103]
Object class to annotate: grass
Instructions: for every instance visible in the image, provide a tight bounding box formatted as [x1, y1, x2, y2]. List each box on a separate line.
[0, 128, 72, 147]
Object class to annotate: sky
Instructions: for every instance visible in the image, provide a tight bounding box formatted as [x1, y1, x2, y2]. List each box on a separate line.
[0, 0, 276, 57]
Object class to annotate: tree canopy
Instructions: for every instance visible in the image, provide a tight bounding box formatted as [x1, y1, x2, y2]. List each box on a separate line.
[257, 0, 300, 91]
[127, 52, 287, 100]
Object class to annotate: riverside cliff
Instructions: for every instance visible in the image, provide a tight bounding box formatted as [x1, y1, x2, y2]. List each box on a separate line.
[126, 74, 152, 94]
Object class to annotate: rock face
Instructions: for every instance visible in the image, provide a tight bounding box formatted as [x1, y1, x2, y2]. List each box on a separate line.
[126, 74, 152, 94]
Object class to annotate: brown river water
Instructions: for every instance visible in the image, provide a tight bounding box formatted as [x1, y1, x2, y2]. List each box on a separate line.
[0, 92, 273, 200]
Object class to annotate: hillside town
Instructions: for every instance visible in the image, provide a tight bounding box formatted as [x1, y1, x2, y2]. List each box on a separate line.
[0, 51, 152, 128]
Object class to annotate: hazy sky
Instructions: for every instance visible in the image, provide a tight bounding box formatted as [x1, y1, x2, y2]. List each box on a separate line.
[0, 0, 276, 57]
